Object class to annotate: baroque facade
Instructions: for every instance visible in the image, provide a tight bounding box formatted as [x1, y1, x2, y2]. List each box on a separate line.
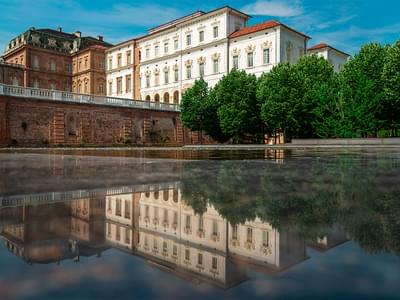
[307, 43, 350, 72]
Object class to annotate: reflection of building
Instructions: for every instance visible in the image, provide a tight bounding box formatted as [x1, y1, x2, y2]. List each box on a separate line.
[309, 229, 349, 252]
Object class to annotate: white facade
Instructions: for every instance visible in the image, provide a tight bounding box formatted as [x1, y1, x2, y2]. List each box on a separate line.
[307, 44, 350, 72]
[106, 40, 135, 98]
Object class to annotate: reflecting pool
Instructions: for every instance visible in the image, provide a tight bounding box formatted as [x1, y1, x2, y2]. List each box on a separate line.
[0, 150, 400, 299]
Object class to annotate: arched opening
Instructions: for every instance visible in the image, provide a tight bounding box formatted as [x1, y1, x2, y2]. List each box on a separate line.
[163, 92, 170, 103]
[145, 95, 151, 101]
[173, 91, 179, 104]
[154, 94, 160, 102]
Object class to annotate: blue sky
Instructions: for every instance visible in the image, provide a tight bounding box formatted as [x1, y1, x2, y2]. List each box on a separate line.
[0, 0, 399, 55]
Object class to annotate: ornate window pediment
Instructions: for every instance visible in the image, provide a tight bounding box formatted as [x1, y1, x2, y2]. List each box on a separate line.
[163, 65, 170, 72]
[245, 45, 256, 53]
[261, 41, 273, 49]
[211, 52, 221, 60]
[197, 56, 206, 64]
[153, 68, 160, 75]
[48, 38, 57, 47]
[173, 64, 179, 70]
[185, 29, 192, 34]
[31, 34, 40, 44]
[197, 25, 205, 31]
[231, 48, 241, 56]
[63, 41, 71, 50]
[184, 59, 192, 67]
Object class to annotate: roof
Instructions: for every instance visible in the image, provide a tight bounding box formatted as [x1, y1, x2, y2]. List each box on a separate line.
[308, 43, 350, 57]
[148, 11, 205, 34]
[36, 28, 76, 39]
[229, 20, 311, 39]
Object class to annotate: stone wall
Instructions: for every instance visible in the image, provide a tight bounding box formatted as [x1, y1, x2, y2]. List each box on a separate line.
[0, 95, 188, 146]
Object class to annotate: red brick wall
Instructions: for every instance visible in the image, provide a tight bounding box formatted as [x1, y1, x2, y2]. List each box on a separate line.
[0, 95, 186, 146]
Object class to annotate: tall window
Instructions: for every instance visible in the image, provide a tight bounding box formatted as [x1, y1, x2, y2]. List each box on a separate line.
[213, 26, 219, 38]
[262, 230, 270, 247]
[108, 57, 112, 70]
[198, 215, 204, 231]
[199, 63, 205, 78]
[263, 48, 270, 64]
[185, 215, 191, 229]
[65, 63, 71, 73]
[163, 209, 168, 223]
[117, 77, 122, 94]
[212, 257, 218, 270]
[186, 65, 192, 79]
[126, 51, 132, 65]
[146, 75, 150, 88]
[173, 211, 178, 225]
[233, 55, 239, 69]
[126, 75, 131, 92]
[125, 228, 131, 244]
[212, 221, 218, 235]
[107, 223, 111, 237]
[116, 226, 121, 241]
[164, 42, 169, 54]
[185, 249, 190, 261]
[145, 205, 149, 218]
[246, 227, 253, 243]
[164, 70, 169, 84]
[155, 73, 160, 86]
[50, 60, 56, 71]
[186, 34, 191, 46]
[174, 39, 179, 50]
[247, 52, 254, 68]
[108, 80, 112, 94]
[117, 54, 122, 68]
[198, 253, 203, 265]
[145, 48, 150, 59]
[173, 245, 177, 256]
[98, 83, 104, 94]
[116, 198, 122, 216]
[213, 59, 219, 74]
[199, 31, 204, 42]
[155, 45, 159, 57]
[84, 81, 88, 93]
[174, 68, 179, 82]
[124, 200, 131, 219]
[232, 225, 238, 239]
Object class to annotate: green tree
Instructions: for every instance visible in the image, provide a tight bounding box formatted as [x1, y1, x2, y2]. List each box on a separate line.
[382, 40, 400, 135]
[213, 69, 263, 142]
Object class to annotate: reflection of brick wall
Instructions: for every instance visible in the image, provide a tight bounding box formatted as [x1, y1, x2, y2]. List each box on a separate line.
[0, 95, 186, 146]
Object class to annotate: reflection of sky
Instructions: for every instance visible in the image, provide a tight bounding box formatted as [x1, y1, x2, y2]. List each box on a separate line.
[0, 242, 399, 299]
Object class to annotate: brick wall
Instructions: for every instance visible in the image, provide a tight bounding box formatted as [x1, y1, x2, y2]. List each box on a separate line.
[0, 95, 188, 146]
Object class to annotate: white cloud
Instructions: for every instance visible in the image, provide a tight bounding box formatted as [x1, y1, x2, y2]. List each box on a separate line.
[242, 0, 303, 17]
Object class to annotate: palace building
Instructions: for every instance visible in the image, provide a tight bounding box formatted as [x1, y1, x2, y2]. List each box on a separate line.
[307, 43, 350, 72]
[2, 27, 112, 94]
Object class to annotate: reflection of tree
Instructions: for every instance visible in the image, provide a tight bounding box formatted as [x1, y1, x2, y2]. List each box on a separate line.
[180, 152, 400, 255]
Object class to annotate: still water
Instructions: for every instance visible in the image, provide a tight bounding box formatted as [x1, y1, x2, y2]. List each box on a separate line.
[0, 149, 399, 299]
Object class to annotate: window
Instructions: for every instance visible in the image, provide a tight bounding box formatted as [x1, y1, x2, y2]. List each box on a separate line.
[116, 226, 121, 241]
[174, 39, 179, 50]
[153, 238, 158, 250]
[98, 83, 104, 94]
[185, 249, 190, 261]
[117, 54, 122, 68]
[163, 92, 169, 103]
[213, 59, 219, 74]
[198, 216, 204, 231]
[198, 253, 203, 265]
[173, 211, 178, 224]
[186, 34, 191, 46]
[174, 68, 179, 82]
[263, 48, 270, 64]
[232, 225, 238, 239]
[155, 73, 160, 86]
[126, 51, 132, 65]
[125, 228, 131, 244]
[163, 209, 168, 222]
[108, 81, 112, 94]
[262, 230, 270, 247]
[50, 60, 56, 71]
[233, 55, 239, 69]
[213, 26, 219, 38]
[164, 42, 169, 54]
[146, 75, 150, 88]
[155, 45, 159, 57]
[116, 198, 122, 216]
[199, 31, 204, 42]
[246, 227, 253, 243]
[65, 63, 71, 73]
[107, 223, 111, 237]
[32, 56, 39, 69]
[154, 207, 159, 219]
[78, 60, 82, 70]
[163, 241, 168, 252]
[117, 77, 122, 94]
[84, 57, 88, 69]
[33, 79, 39, 88]
[124, 200, 131, 219]
[108, 57, 112, 70]
[145, 48, 150, 59]
[212, 221, 218, 235]
[173, 245, 178, 256]
[126, 75, 131, 92]
[247, 52, 254, 68]
[186, 215, 191, 229]
[145, 205, 150, 218]
[99, 60, 105, 69]
[50, 82, 56, 90]
[212, 257, 218, 270]
[144, 235, 149, 247]
[84, 81, 88, 93]
[186, 65, 192, 79]
[199, 63, 205, 78]
[164, 70, 169, 84]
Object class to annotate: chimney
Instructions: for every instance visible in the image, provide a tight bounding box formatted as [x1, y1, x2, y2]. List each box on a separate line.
[57, 27, 62, 32]
[97, 35, 103, 41]
[74, 31, 82, 38]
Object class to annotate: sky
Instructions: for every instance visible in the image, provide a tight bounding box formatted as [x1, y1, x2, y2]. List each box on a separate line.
[0, 0, 399, 55]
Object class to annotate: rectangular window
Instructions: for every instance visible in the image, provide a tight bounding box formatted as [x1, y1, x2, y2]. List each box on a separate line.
[108, 81, 112, 94]
[199, 31, 204, 42]
[125, 228, 131, 244]
[116, 226, 121, 241]
[212, 221, 218, 235]
[247, 227, 253, 243]
[155, 74, 160, 86]
[213, 26, 219, 38]
[199, 63, 205, 78]
[198, 216, 204, 230]
[126, 75, 131, 92]
[186, 215, 191, 229]
[174, 39, 178, 50]
[107, 223, 112, 237]
[50, 60, 56, 71]
[164, 42, 169, 54]
[186, 34, 191, 46]
[198, 253, 203, 265]
[32, 56, 39, 69]
[155, 45, 159, 56]
[117, 54, 122, 68]
[186, 65, 192, 79]
[213, 59, 219, 74]
[146, 75, 150, 88]
[212, 257, 218, 270]
[163, 209, 168, 222]
[263, 48, 270, 64]
[116, 198, 122, 216]
[262, 230, 270, 246]
[117, 77, 122, 94]
[145, 205, 149, 218]
[145, 48, 150, 59]
[173, 211, 178, 224]
[233, 55, 239, 69]
[124, 200, 131, 219]
[164, 71, 169, 84]
[185, 249, 190, 260]
[174, 69, 179, 82]
[65, 63, 71, 73]
[232, 225, 238, 239]
[108, 57, 112, 70]
[173, 245, 177, 256]
[163, 241, 168, 252]
[126, 51, 132, 65]
[247, 52, 254, 68]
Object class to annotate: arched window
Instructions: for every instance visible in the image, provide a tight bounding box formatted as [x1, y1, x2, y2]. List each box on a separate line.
[173, 91, 179, 104]
[163, 190, 169, 201]
[145, 95, 151, 101]
[154, 94, 160, 102]
[163, 92, 169, 103]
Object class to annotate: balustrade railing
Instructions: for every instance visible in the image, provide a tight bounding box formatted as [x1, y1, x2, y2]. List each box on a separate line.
[0, 83, 180, 112]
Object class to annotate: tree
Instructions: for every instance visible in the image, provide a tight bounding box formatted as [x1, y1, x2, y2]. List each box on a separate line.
[382, 40, 400, 135]
[212, 69, 263, 142]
